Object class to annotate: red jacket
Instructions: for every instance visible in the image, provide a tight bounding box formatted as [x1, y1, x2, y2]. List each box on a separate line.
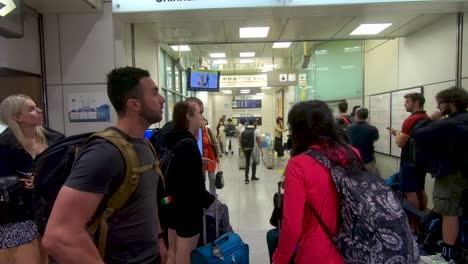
[273, 146, 346, 264]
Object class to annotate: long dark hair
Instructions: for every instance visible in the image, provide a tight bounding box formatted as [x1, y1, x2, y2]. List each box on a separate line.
[288, 100, 365, 172]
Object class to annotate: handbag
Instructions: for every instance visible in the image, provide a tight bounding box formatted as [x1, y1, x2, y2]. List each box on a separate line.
[215, 165, 224, 189]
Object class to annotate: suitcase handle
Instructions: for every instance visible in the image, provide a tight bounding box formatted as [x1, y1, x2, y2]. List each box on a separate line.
[202, 200, 220, 245]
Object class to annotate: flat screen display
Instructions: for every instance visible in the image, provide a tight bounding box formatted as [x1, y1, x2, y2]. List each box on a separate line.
[187, 68, 220, 92]
[232, 100, 262, 109]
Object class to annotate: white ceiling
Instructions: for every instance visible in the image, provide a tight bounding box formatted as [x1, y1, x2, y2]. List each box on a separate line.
[121, 1, 468, 76]
[24, 0, 102, 14]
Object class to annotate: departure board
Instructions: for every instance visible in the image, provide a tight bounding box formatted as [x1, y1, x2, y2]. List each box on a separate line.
[232, 100, 262, 109]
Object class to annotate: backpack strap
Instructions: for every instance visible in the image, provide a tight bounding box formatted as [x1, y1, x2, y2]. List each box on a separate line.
[302, 149, 337, 243]
[85, 129, 158, 258]
[341, 116, 351, 125]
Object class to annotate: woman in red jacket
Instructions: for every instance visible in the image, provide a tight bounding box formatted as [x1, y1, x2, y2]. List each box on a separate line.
[273, 100, 365, 264]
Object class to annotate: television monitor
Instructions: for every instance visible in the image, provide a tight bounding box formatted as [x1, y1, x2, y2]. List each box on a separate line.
[144, 129, 153, 139]
[187, 68, 220, 92]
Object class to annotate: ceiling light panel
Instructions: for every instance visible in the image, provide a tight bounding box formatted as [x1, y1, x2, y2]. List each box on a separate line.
[222, 90, 232, 94]
[350, 23, 392, 35]
[239, 27, 270, 38]
[240, 52, 255, 57]
[239, 59, 254, 64]
[170, 45, 191, 51]
[272, 42, 291, 49]
[213, 59, 228, 65]
[210, 53, 226, 58]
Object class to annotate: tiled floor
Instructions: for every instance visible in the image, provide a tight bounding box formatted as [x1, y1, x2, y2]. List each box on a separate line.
[211, 142, 288, 264]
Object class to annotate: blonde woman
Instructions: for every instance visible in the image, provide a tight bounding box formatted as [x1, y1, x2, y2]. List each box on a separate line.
[0, 94, 63, 264]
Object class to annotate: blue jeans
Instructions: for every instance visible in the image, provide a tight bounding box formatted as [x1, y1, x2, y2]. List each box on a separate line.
[205, 171, 216, 195]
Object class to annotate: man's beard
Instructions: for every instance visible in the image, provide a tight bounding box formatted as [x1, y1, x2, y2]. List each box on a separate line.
[140, 103, 162, 125]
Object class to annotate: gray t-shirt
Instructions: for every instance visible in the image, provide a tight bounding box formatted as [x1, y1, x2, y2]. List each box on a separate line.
[65, 129, 160, 264]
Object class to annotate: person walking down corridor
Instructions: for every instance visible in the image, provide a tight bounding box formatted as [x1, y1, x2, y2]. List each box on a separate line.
[239, 119, 262, 184]
[224, 119, 237, 155]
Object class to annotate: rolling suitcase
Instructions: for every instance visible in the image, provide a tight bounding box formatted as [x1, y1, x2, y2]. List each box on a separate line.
[192, 204, 249, 263]
[238, 147, 245, 169]
[267, 181, 283, 263]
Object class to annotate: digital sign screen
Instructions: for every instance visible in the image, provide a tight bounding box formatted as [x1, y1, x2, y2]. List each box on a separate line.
[232, 100, 262, 109]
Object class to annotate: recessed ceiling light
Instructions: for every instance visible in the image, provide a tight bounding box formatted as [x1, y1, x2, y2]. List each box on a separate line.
[240, 27, 270, 38]
[239, 59, 254, 64]
[210, 53, 226, 58]
[256, 93, 265, 96]
[170, 45, 190, 51]
[261, 87, 271, 90]
[272, 42, 291, 49]
[350, 23, 392, 35]
[222, 90, 232, 94]
[240, 91, 250, 94]
[240, 52, 255, 57]
[213, 59, 228, 65]
[240, 89, 250, 93]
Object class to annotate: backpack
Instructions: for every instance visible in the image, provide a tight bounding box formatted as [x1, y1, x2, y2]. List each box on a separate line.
[304, 149, 419, 263]
[149, 121, 172, 160]
[337, 116, 352, 143]
[33, 128, 159, 259]
[240, 127, 255, 149]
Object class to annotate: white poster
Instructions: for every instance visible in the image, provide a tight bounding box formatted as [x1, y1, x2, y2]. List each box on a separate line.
[68, 92, 111, 123]
[369, 93, 391, 155]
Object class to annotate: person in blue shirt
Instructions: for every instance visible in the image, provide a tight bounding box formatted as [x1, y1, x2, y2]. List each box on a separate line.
[346, 107, 379, 173]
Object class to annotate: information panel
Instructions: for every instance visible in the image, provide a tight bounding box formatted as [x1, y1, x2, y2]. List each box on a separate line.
[232, 100, 262, 109]
[369, 93, 391, 155]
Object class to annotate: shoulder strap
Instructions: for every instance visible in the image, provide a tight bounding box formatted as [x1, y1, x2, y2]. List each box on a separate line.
[341, 116, 351, 125]
[86, 129, 157, 258]
[302, 149, 336, 243]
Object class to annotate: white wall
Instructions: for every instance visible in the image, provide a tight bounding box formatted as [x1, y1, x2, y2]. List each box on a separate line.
[212, 94, 275, 136]
[44, 2, 118, 135]
[364, 14, 458, 208]
[134, 24, 159, 85]
[0, 10, 41, 74]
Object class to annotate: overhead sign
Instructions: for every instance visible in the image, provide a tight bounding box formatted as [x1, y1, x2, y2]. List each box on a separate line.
[113, 0, 283, 12]
[220, 74, 267, 88]
[113, 0, 449, 13]
[0, 0, 16, 17]
[267, 70, 299, 87]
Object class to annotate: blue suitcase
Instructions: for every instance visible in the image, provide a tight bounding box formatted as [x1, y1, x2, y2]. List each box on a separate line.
[191, 232, 249, 264]
[192, 205, 249, 263]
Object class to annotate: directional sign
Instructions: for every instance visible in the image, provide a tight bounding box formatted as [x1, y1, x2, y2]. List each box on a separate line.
[0, 0, 16, 17]
[279, 74, 287, 82]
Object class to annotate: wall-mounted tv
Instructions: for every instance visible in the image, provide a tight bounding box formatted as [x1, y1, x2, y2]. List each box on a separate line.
[187, 68, 221, 92]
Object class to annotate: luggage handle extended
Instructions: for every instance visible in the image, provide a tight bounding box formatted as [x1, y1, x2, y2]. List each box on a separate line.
[202, 200, 220, 245]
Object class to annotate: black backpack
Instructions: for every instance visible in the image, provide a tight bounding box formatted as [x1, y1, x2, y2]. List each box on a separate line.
[336, 116, 352, 143]
[33, 132, 94, 234]
[240, 127, 255, 149]
[304, 149, 419, 263]
[149, 121, 173, 160]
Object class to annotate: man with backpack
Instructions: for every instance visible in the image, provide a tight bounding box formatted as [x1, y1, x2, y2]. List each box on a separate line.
[239, 119, 262, 184]
[412, 87, 468, 264]
[335, 100, 354, 142]
[389, 93, 428, 235]
[42, 67, 167, 264]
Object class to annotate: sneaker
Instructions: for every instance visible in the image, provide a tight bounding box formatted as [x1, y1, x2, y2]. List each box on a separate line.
[420, 254, 455, 264]
[251, 177, 260, 181]
[244, 180, 250, 184]
[231, 151, 234, 154]
[225, 152, 228, 155]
